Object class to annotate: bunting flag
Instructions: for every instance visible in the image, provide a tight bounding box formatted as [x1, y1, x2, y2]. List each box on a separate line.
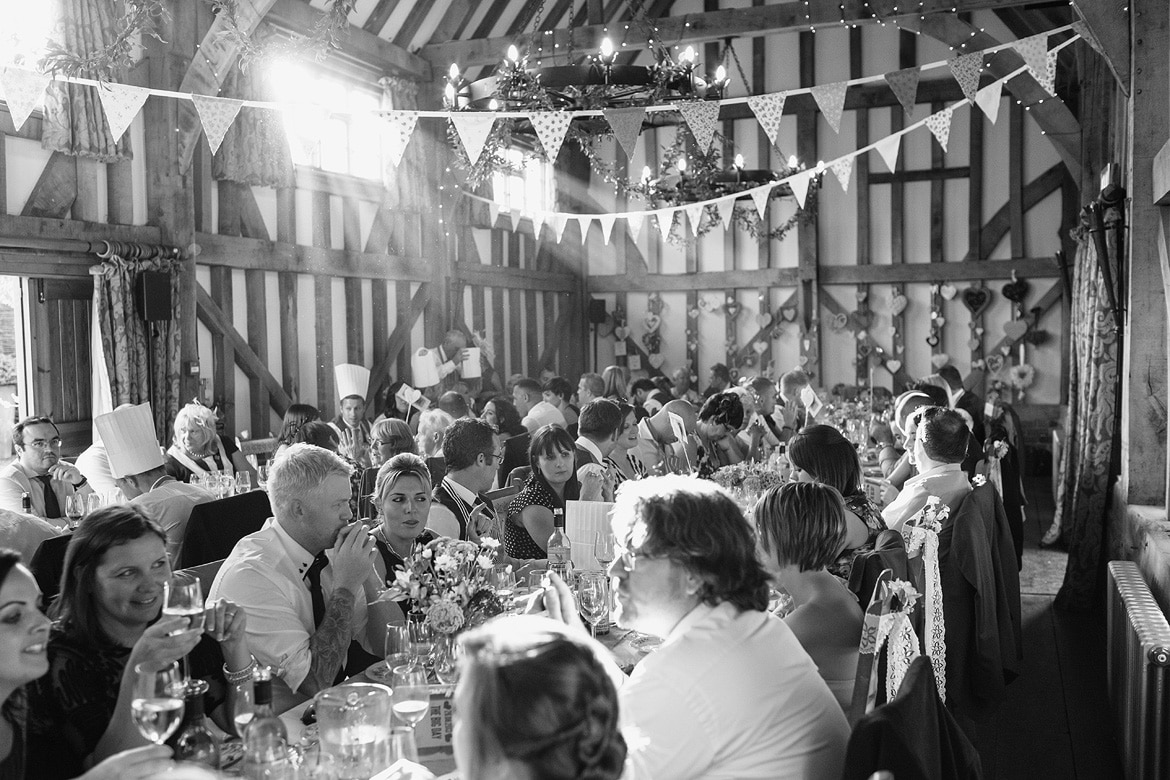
[684, 203, 705, 236]
[1071, 20, 1105, 58]
[0, 67, 52, 131]
[975, 80, 1003, 124]
[488, 201, 500, 226]
[924, 106, 954, 152]
[532, 211, 546, 238]
[509, 210, 521, 232]
[627, 212, 644, 242]
[830, 157, 854, 192]
[98, 82, 150, 142]
[450, 112, 497, 166]
[1013, 33, 1049, 88]
[874, 134, 901, 173]
[947, 53, 983, 102]
[717, 197, 736, 230]
[788, 171, 812, 210]
[191, 94, 243, 155]
[747, 92, 787, 148]
[656, 209, 675, 241]
[553, 214, 568, 243]
[810, 81, 847, 133]
[599, 213, 617, 245]
[883, 67, 920, 117]
[530, 111, 573, 161]
[603, 107, 646, 159]
[1041, 49, 1059, 96]
[382, 110, 419, 167]
[678, 100, 720, 151]
[751, 186, 771, 219]
[578, 215, 592, 244]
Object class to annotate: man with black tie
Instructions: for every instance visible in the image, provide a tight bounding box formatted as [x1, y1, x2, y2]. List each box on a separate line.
[0, 416, 94, 524]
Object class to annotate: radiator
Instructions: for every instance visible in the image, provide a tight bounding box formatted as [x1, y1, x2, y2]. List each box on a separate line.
[1106, 561, 1170, 780]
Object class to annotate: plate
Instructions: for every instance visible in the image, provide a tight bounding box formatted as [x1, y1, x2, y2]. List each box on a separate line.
[366, 660, 394, 684]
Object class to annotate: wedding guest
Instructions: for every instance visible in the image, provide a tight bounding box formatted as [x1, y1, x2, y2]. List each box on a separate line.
[540, 476, 849, 779]
[370, 454, 438, 621]
[748, 375, 786, 443]
[607, 403, 647, 485]
[0, 417, 94, 523]
[207, 445, 396, 709]
[511, 379, 542, 420]
[601, 365, 629, 402]
[0, 507, 59, 563]
[369, 419, 418, 468]
[882, 407, 973, 531]
[703, 363, 732, 398]
[425, 330, 472, 393]
[871, 390, 933, 491]
[483, 398, 530, 486]
[417, 409, 456, 486]
[755, 483, 864, 711]
[455, 616, 627, 780]
[541, 376, 579, 432]
[936, 365, 986, 445]
[504, 426, 580, 560]
[437, 391, 472, 420]
[788, 424, 885, 582]
[576, 373, 604, 407]
[777, 369, 816, 431]
[696, 392, 750, 476]
[428, 420, 500, 542]
[0, 550, 183, 780]
[292, 422, 362, 520]
[76, 405, 134, 497]
[275, 403, 321, 459]
[669, 367, 701, 405]
[329, 364, 373, 469]
[628, 378, 657, 419]
[574, 399, 623, 500]
[164, 404, 253, 484]
[375, 381, 422, 435]
[27, 506, 251, 777]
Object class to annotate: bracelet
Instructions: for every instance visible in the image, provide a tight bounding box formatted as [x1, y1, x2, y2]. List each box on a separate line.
[223, 656, 256, 684]
[72, 476, 87, 489]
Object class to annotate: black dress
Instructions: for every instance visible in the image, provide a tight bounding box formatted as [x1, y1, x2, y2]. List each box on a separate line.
[504, 476, 558, 560]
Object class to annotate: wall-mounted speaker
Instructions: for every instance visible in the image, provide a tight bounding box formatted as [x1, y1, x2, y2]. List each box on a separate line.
[587, 299, 608, 324]
[135, 271, 172, 322]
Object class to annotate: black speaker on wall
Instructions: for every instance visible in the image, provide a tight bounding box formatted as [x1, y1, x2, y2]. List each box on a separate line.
[135, 271, 172, 322]
[587, 299, 608, 324]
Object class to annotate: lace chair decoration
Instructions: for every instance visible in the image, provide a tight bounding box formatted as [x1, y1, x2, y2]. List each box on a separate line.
[849, 570, 925, 726]
[899, 496, 948, 704]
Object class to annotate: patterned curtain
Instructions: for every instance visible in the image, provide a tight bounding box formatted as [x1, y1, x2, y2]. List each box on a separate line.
[213, 50, 294, 188]
[90, 255, 182, 441]
[41, 0, 130, 161]
[1050, 230, 1119, 611]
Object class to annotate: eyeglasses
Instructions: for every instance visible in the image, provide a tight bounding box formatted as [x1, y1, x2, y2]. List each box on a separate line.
[613, 540, 667, 571]
[482, 450, 505, 464]
[25, 438, 62, 451]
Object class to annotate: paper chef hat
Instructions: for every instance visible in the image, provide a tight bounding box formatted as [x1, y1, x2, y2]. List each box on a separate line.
[335, 364, 371, 401]
[95, 403, 166, 479]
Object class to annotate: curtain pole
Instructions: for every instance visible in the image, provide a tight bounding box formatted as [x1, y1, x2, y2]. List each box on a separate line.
[0, 236, 180, 261]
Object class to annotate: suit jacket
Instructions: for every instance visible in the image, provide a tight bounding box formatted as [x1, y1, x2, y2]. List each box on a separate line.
[499, 433, 530, 488]
[0, 461, 78, 523]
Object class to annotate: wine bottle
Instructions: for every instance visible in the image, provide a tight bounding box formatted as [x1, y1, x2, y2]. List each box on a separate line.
[167, 679, 220, 769]
[242, 667, 290, 780]
[547, 508, 572, 581]
[20, 492, 30, 514]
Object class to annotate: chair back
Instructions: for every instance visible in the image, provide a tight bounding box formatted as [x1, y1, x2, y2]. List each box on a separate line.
[358, 467, 378, 522]
[505, 466, 532, 489]
[29, 533, 73, 605]
[178, 489, 272, 568]
[177, 558, 226, 595]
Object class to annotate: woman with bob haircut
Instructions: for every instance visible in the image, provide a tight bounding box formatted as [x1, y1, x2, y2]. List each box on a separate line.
[503, 425, 580, 560]
[454, 615, 627, 780]
[754, 482, 864, 711]
[787, 424, 885, 582]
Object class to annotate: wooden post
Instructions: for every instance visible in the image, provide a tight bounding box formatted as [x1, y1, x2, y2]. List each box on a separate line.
[796, 31, 821, 379]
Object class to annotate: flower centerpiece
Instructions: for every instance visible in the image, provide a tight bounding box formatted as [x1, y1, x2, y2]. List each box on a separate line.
[711, 462, 789, 514]
[379, 537, 504, 636]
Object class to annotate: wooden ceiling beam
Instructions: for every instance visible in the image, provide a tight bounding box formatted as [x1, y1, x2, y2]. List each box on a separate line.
[426, 0, 474, 45]
[392, 1, 434, 50]
[422, 0, 1042, 68]
[362, 0, 400, 34]
[1070, 0, 1131, 94]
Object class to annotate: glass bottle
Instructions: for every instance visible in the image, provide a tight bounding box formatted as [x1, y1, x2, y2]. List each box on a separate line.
[167, 678, 220, 769]
[547, 508, 572, 581]
[243, 666, 290, 780]
[20, 492, 30, 514]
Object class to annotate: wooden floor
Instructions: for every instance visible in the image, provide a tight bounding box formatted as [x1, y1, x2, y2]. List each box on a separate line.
[968, 477, 1124, 779]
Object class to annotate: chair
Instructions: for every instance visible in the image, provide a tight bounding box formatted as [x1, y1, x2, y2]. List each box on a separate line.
[848, 530, 925, 653]
[505, 466, 532, 490]
[358, 467, 378, 522]
[236, 437, 278, 463]
[30, 533, 73, 605]
[178, 489, 272, 569]
[176, 558, 226, 595]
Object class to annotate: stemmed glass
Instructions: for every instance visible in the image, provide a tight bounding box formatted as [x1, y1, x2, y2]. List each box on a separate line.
[593, 530, 616, 570]
[257, 464, 270, 489]
[577, 572, 609, 639]
[64, 494, 85, 531]
[491, 565, 517, 611]
[407, 619, 432, 668]
[384, 624, 411, 675]
[131, 662, 186, 745]
[390, 665, 430, 733]
[235, 471, 252, 494]
[86, 492, 103, 515]
[163, 571, 204, 679]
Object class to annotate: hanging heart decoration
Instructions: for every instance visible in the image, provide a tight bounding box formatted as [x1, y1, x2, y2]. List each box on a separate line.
[1001, 276, 1030, 303]
[752, 340, 769, 354]
[698, 297, 713, 312]
[858, 343, 872, 357]
[961, 285, 992, 318]
[725, 301, 742, 318]
[986, 354, 1004, 372]
[940, 283, 958, 300]
[802, 338, 811, 350]
[1000, 345, 1012, 356]
[647, 292, 663, 314]
[688, 307, 700, 319]
[798, 355, 810, 366]
[975, 326, 984, 336]
[614, 326, 630, 341]
[757, 311, 773, 328]
[644, 313, 662, 332]
[739, 353, 757, 368]
[890, 294, 909, 316]
[829, 312, 849, 331]
[935, 316, 946, 327]
[925, 334, 941, 347]
[690, 373, 699, 383]
[931, 353, 951, 369]
[642, 332, 661, 351]
[781, 306, 798, 322]
[725, 338, 738, 352]
[856, 289, 869, 303]
[1003, 321, 1028, 340]
[972, 358, 986, 370]
[967, 338, 981, 351]
[648, 353, 666, 368]
[688, 340, 698, 352]
[886, 359, 903, 373]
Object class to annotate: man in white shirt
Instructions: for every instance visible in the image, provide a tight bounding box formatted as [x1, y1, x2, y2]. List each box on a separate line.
[428, 419, 500, 541]
[574, 399, 622, 501]
[511, 378, 541, 420]
[208, 444, 396, 709]
[576, 372, 604, 407]
[882, 406, 973, 530]
[0, 416, 94, 524]
[540, 475, 849, 780]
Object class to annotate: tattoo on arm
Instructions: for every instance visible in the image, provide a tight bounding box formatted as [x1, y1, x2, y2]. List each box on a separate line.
[301, 588, 356, 696]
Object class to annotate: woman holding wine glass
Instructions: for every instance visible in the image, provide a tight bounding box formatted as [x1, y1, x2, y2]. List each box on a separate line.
[25, 506, 253, 778]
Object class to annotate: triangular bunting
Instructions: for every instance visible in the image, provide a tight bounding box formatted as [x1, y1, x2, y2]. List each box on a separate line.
[1041, 49, 1058, 96]
[191, 93, 243, 155]
[488, 201, 500, 226]
[382, 110, 419, 167]
[830, 157, 854, 192]
[98, 82, 150, 142]
[717, 197, 736, 230]
[0, 67, 52, 131]
[656, 210, 675, 241]
[578, 215, 592, 245]
[1013, 33, 1049, 89]
[751, 185, 772, 219]
[788, 172, 812, 210]
[598, 214, 617, 245]
[810, 81, 847, 133]
[874, 134, 901, 173]
[603, 107, 646, 160]
[947, 53, 983, 102]
[883, 67, 920, 117]
[684, 203, 704, 236]
[627, 212, 644, 242]
[975, 79, 1003, 124]
[924, 107, 954, 152]
[529, 111, 573, 161]
[510, 211, 522, 232]
[450, 113, 497, 166]
[1071, 20, 1106, 58]
[678, 101, 720, 151]
[532, 211, 547, 239]
[747, 92, 787, 148]
[553, 214, 569, 243]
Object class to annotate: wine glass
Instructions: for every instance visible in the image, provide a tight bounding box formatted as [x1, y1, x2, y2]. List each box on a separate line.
[132, 662, 186, 745]
[384, 624, 411, 675]
[164, 571, 204, 679]
[577, 572, 609, 639]
[235, 471, 252, 494]
[64, 494, 85, 531]
[594, 530, 616, 570]
[407, 619, 432, 668]
[86, 492, 103, 515]
[257, 464, 270, 489]
[390, 665, 430, 732]
[491, 565, 517, 603]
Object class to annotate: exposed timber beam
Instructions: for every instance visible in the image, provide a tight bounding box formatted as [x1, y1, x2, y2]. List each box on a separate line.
[195, 232, 432, 281]
[1070, 0, 1130, 94]
[422, 0, 1041, 68]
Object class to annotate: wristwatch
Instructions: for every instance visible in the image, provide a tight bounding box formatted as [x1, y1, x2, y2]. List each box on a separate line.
[72, 476, 88, 489]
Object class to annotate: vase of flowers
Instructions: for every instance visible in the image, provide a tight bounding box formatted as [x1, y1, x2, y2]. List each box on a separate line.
[710, 462, 790, 514]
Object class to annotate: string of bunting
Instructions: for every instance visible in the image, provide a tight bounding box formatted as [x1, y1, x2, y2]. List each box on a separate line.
[0, 23, 1086, 164]
[456, 34, 1077, 244]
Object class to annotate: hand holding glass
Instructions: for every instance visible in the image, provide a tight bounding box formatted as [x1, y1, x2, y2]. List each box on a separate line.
[132, 662, 185, 744]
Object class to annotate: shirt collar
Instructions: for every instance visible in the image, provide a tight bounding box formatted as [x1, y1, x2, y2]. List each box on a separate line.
[575, 436, 605, 464]
[946, 385, 966, 409]
[443, 475, 481, 507]
[905, 462, 962, 489]
[149, 475, 177, 491]
[268, 518, 318, 577]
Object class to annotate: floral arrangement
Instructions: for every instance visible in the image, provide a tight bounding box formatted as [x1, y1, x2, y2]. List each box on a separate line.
[710, 462, 788, 494]
[906, 495, 951, 533]
[1008, 363, 1036, 390]
[380, 537, 503, 635]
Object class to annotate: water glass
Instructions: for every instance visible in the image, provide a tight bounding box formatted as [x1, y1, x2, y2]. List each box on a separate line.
[577, 572, 609, 639]
[407, 619, 432, 667]
[257, 464, 271, 489]
[384, 624, 411, 673]
[86, 492, 104, 515]
[131, 662, 185, 745]
[235, 471, 252, 494]
[491, 565, 517, 600]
